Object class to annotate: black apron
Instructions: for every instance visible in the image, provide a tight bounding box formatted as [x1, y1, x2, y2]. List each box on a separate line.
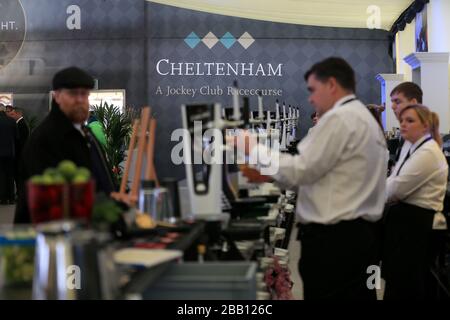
[382, 202, 435, 300]
[383, 137, 436, 299]
[298, 218, 378, 300]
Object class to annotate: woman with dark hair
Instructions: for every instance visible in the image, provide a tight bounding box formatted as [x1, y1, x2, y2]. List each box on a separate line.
[383, 104, 448, 300]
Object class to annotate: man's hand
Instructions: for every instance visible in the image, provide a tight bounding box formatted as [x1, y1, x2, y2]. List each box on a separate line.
[226, 130, 258, 156]
[239, 164, 273, 183]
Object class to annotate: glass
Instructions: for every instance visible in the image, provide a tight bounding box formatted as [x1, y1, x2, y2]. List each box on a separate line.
[139, 187, 174, 222]
[27, 182, 67, 224]
[70, 180, 95, 220]
[27, 180, 95, 224]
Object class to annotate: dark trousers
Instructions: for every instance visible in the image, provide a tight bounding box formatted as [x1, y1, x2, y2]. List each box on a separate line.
[14, 160, 21, 198]
[382, 202, 435, 300]
[298, 218, 379, 300]
[0, 157, 15, 202]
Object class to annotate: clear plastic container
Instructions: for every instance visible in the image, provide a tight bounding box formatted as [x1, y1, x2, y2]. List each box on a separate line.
[139, 181, 174, 222]
[0, 226, 36, 298]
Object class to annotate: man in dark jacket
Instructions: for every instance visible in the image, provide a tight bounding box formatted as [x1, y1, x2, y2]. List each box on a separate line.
[0, 104, 18, 204]
[15, 67, 116, 223]
[6, 106, 30, 150]
[6, 106, 30, 195]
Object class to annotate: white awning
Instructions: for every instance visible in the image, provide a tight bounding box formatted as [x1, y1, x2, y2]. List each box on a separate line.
[148, 0, 413, 30]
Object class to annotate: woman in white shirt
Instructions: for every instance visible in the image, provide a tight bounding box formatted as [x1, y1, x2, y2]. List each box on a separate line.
[383, 104, 448, 300]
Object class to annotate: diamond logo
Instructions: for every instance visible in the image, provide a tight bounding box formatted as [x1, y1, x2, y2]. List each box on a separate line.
[184, 32, 201, 49]
[237, 32, 255, 49]
[220, 32, 236, 49]
[185, 31, 254, 50]
[202, 32, 219, 49]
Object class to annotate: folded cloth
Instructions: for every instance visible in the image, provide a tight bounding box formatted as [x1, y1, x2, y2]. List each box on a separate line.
[432, 212, 448, 230]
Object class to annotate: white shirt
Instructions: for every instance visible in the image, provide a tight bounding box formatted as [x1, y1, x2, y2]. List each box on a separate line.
[250, 94, 388, 224]
[73, 123, 85, 136]
[392, 139, 412, 175]
[386, 134, 448, 212]
[16, 116, 24, 124]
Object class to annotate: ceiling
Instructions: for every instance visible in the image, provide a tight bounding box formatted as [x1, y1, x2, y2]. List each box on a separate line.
[148, 0, 414, 30]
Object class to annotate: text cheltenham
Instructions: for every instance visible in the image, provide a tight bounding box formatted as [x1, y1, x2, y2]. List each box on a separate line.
[156, 59, 283, 77]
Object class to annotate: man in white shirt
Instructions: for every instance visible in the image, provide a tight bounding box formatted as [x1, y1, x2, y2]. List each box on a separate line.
[239, 57, 387, 300]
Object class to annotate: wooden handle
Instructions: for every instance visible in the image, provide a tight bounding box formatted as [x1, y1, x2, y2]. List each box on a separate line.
[145, 118, 159, 186]
[131, 107, 151, 201]
[111, 106, 159, 208]
[119, 120, 139, 195]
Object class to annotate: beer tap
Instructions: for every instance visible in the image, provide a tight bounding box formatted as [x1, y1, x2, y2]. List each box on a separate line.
[280, 102, 288, 151]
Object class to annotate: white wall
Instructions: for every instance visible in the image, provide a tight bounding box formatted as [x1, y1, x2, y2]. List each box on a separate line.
[427, 0, 450, 52]
[428, 0, 450, 132]
[396, 19, 415, 81]
[394, 0, 450, 133]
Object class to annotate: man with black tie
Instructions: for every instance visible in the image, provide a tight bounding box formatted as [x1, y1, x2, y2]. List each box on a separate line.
[389, 82, 423, 167]
[6, 106, 30, 197]
[0, 104, 18, 204]
[15, 67, 116, 223]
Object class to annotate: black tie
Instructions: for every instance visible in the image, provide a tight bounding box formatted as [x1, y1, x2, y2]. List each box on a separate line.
[394, 137, 405, 163]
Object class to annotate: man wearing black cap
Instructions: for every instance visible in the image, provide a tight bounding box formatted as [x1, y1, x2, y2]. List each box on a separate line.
[15, 67, 116, 223]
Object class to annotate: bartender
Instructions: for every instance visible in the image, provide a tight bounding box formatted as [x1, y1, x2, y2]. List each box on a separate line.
[236, 57, 387, 300]
[15, 67, 116, 223]
[383, 104, 448, 299]
[389, 82, 423, 167]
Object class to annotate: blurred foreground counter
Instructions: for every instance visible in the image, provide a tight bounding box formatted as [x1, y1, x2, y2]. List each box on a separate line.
[0, 182, 302, 300]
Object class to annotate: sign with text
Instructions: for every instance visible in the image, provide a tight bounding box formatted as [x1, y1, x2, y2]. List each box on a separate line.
[153, 36, 285, 98]
[0, 0, 26, 70]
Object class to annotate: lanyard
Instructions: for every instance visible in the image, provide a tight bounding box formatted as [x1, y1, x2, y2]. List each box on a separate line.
[396, 137, 432, 176]
[394, 137, 405, 162]
[338, 97, 356, 107]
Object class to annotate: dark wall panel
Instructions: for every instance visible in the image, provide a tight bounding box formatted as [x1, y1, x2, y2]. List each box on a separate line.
[0, 0, 393, 180]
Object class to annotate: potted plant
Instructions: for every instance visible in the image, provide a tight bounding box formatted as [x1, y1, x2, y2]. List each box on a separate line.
[91, 102, 135, 185]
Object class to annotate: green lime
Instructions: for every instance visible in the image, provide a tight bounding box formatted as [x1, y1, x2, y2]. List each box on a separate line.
[41, 174, 55, 185]
[43, 168, 58, 177]
[76, 167, 91, 179]
[57, 160, 78, 180]
[30, 175, 44, 184]
[52, 174, 66, 184]
[72, 174, 89, 184]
